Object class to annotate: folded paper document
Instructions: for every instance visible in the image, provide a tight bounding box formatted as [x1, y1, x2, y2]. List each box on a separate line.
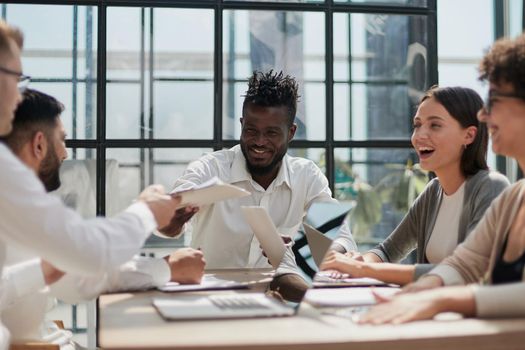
[171, 177, 250, 208]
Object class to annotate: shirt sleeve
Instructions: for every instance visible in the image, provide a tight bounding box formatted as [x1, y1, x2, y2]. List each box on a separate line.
[464, 173, 509, 241]
[368, 207, 419, 263]
[0, 146, 157, 275]
[0, 259, 46, 309]
[472, 283, 525, 318]
[49, 256, 171, 303]
[332, 218, 358, 253]
[152, 158, 214, 240]
[304, 163, 357, 253]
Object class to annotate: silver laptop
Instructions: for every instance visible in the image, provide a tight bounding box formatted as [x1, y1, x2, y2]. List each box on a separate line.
[302, 202, 388, 288]
[303, 223, 333, 268]
[153, 206, 306, 321]
[153, 290, 297, 320]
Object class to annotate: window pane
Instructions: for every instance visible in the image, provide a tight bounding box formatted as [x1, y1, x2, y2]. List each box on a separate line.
[107, 83, 141, 139]
[223, 10, 325, 141]
[7, 5, 98, 140]
[106, 147, 212, 247]
[437, 0, 493, 93]
[154, 81, 214, 139]
[30, 82, 96, 140]
[225, 0, 323, 3]
[335, 83, 413, 140]
[106, 147, 209, 210]
[334, 0, 427, 6]
[106, 8, 214, 139]
[54, 148, 97, 219]
[333, 13, 428, 141]
[290, 148, 326, 174]
[334, 148, 425, 245]
[107, 7, 142, 81]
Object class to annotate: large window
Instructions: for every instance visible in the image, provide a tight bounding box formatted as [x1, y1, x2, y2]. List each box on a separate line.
[2, 1, 438, 246]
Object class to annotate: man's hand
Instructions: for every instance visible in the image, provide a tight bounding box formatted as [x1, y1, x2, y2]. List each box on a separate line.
[41, 260, 65, 285]
[137, 184, 182, 231]
[159, 206, 199, 237]
[164, 248, 206, 284]
[261, 235, 292, 264]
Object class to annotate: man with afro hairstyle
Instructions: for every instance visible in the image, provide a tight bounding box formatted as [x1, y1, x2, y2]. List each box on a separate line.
[158, 70, 356, 298]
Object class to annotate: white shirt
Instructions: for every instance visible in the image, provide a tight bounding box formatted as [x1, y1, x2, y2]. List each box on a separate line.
[0, 143, 157, 275]
[426, 182, 465, 264]
[2, 241, 170, 348]
[0, 143, 159, 348]
[163, 145, 356, 269]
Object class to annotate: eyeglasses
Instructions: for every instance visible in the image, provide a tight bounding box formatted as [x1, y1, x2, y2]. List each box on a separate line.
[0, 66, 31, 92]
[482, 91, 525, 115]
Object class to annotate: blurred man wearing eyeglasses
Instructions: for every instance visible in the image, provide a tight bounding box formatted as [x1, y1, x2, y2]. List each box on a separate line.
[0, 20, 181, 349]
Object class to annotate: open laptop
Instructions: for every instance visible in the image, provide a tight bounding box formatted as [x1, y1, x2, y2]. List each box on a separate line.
[303, 222, 333, 268]
[153, 268, 307, 321]
[153, 207, 307, 321]
[301, 202, 389, 288]
[153, 290, 298, 320]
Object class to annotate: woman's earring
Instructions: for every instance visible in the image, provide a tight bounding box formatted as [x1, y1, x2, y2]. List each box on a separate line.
[463, 144, 467, 150]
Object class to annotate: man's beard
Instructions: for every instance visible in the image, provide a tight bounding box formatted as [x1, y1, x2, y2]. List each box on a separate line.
[241, 143, 287, 176]
[38, 144, 61, 192]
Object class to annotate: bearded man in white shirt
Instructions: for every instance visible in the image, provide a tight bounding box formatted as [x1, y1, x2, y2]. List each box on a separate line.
[0, 20, 181, 349]
[159, 70, 356, 299]
[1, 88, 206, 348]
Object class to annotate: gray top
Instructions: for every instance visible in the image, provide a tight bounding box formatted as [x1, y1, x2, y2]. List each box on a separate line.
[368, 169, 510, 280]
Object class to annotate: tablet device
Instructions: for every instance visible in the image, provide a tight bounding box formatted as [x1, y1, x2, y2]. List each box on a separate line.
[241, 206, 286, 269]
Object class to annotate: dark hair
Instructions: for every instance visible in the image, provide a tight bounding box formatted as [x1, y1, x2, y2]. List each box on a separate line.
[0, 20, 23, 56]
[242, 70, 299, 125]
[479, 33, 525, 94]
[5, 88, 64, 152]
[421, 86, 488, 177]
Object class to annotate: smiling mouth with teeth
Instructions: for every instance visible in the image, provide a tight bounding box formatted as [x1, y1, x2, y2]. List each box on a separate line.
[418, 147, 435, 156]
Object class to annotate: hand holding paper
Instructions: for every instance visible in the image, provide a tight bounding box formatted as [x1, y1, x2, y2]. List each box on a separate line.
[171, 177, 251, 209]
[159, 178, 251, 237]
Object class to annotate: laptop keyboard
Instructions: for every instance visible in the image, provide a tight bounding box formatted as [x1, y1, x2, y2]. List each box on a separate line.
[209, 295, 270, 310]
[314, 271, 351, 283]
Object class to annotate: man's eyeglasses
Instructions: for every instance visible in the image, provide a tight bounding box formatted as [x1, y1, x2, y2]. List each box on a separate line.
[482, 91, 525, 115]
[0, 66, 30, 92]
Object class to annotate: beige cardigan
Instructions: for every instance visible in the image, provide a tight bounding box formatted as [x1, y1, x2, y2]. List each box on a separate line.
[430, 180, 525, 318]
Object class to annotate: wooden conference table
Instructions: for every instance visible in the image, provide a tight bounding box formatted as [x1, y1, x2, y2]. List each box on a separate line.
[98, 269, 525, 350]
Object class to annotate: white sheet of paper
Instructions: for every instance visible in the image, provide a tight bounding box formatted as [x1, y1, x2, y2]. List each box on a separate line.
[158, 274, 248, 292]
[171, 177, 250, 208]
[304, 287, 399, 307]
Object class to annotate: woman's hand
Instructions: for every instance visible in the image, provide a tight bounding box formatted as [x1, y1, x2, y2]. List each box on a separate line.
[358, 286, 475, 325]
[320, 251, 365, 277]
